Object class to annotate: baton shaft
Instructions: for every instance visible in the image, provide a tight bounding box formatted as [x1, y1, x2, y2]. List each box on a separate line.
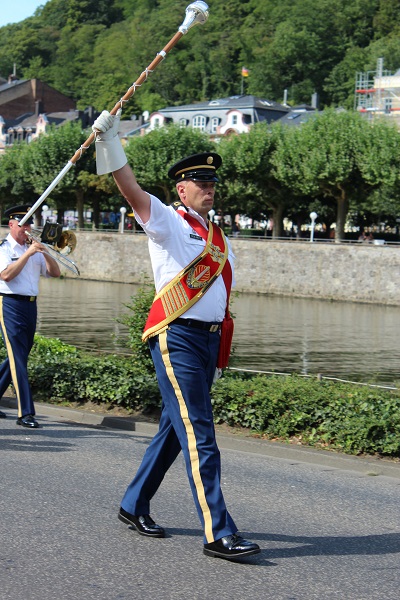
[70, 31, 184, 164]
[18, 162, 75, 226]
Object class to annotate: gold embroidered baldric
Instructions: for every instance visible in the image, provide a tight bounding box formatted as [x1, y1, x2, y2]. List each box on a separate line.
[142, 216, 229, 341]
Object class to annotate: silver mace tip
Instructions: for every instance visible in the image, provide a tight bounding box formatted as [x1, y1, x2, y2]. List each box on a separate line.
[179, 1, 209, 35]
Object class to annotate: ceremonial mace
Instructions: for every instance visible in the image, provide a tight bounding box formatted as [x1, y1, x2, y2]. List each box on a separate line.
[19, 2, 209, 226]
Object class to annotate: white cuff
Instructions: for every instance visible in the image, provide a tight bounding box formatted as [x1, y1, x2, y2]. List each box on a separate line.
[213, 367, 223, 385]
[95, 136, 127, 175]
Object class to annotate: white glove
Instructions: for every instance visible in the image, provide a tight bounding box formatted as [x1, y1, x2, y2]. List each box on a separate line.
[92, 109, 127, 175]
[213, 368, 223, 385]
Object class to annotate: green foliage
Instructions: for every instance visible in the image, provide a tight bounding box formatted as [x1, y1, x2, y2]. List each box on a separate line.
[124, 124, 215, 202]
[2, 0, 400, 111]
[0, 142, 35, 204]
[22, 334, 400, 457]
[115, 277, 155, 373]
[0, 120, 96, 224]
[27, 335, 160, 411]
[211, 372, 400, 456]
[218, 122, 288, 236]
[2, 2, 400, 236]
[270, 109, 400, 240]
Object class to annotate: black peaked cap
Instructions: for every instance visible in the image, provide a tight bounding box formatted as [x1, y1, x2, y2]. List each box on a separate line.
[168, 152, 222, 182]
[4, 204, 34, 224]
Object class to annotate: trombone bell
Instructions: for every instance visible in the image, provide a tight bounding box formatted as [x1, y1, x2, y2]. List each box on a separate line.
[27, 221, 80, 276]
[55, 230, 77, 256]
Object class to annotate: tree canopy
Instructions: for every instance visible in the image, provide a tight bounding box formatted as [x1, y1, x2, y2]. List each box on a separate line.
[1, 1, 400, 238]
[1, 0, 400, 113]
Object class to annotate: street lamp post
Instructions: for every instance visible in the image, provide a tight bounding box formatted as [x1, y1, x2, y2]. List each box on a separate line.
[310, 211, 318, 243]
[42, 204, 49, 227]
[120, 207, 127, 233]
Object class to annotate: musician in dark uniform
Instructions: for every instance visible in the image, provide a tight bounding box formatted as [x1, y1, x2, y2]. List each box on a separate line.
[0, 205, 60, 427]
[92, 110, 260, 561]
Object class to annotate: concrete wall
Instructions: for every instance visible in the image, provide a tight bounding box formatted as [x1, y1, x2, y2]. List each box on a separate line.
[3, 228, 398, 306]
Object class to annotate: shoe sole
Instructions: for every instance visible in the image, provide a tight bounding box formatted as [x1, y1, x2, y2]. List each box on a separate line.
[203, 547, 261, 560]
[118, 512, 165, 537]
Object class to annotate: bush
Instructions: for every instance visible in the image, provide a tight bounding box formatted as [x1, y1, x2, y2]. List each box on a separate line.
[28, 335, 161, 412]
[211, 372, 400, 456]
[4, 334, 393, 457]
[2, 285, 399, 458]
[115, 277, 155, 374]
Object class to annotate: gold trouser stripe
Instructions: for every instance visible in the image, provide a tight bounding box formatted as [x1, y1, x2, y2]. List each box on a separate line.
[0, 297, 22, 417]
[159, 330, 214, 542]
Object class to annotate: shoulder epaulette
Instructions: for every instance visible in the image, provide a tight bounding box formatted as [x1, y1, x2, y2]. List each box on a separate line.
[0, 238, 7, 246]
[170, 200, 188, 212]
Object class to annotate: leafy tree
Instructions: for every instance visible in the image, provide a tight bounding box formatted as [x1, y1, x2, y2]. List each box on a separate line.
[18, 121, 96, 227]
[271, 110, 368, 240]
[272, 109, 400, 240]
[218, 122, 293, 237]
[65, 0, 123, 30]
[123, 124, 214, 203]
[0, 142, 36, 219]
[353, 115, 400, 225]
[51, 24, 107, 101]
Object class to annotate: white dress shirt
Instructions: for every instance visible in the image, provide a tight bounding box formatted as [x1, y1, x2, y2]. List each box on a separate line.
[0, 234, 48, 296]
[135, 195, 235, 323]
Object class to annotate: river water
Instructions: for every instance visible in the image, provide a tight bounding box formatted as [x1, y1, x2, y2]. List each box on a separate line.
[37, 278, 400, 387]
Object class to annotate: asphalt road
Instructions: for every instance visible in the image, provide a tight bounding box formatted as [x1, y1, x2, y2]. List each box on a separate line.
[0, 400, 399, 600]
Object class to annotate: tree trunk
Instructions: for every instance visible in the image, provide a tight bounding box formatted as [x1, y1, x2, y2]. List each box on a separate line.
[76, 189, 84, 229]
[92, 196, 100, 229]
[335, 186, 348, 242]
[272, 204, 284, 238]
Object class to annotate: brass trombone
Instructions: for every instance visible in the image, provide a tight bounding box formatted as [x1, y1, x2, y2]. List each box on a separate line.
[26, 221, 80, 276]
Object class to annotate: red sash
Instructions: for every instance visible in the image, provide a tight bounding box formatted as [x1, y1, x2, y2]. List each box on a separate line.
[142, 213, 232, 343]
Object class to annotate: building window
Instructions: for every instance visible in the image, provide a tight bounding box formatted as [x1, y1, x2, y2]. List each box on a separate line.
[193, 115, 206, 131]
[211, 117, 219, 133]
[232, 114, 238, 125]
[179, 118, 186, 128]
[153, 117, 160, 128]
[384, 98, 392, 114]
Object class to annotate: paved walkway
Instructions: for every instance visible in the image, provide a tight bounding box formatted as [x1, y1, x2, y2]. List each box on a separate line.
[1, 394, 400, 600]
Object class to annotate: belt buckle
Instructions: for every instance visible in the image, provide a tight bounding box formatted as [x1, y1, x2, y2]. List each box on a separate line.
[29, 296, 35, 302]
[209, 324, 219, 333]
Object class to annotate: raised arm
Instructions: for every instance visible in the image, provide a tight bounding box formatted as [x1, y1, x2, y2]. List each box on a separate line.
[112, 164, 150, 223]
[92, 111, 150, 222]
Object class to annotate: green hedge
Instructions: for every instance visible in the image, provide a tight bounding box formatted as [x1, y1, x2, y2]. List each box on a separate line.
[2, 281, 398, 457]
[7, 335, 397, 458]
[211, 371, 400, 456]
[26, 336, 160, 410]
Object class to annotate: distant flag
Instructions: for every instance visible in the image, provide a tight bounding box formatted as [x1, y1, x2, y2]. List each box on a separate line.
[241, 67, 249, 78]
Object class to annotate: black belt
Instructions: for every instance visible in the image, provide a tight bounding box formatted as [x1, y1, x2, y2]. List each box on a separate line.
[0, 293, 36, 302]
[173, 318, 221, 332]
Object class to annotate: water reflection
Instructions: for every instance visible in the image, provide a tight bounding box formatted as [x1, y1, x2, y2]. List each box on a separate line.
[37, 278, 400, 386]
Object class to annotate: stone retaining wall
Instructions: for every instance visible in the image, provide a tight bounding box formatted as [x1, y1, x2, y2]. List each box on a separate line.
[3, 229, 399, 306]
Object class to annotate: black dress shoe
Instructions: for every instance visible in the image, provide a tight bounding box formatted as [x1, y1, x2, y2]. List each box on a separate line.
[118, 508, 165, 538]
[204, 534, 260, 560]
[16, 415, 39, 428]
[0, 410, 6, 418]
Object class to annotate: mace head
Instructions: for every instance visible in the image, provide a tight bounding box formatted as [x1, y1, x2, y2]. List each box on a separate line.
[179, 2, 209, 34]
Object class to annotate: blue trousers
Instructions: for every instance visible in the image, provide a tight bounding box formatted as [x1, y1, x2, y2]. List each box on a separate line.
[0, 296, 37, 418]
[121, 323, 237, 543]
